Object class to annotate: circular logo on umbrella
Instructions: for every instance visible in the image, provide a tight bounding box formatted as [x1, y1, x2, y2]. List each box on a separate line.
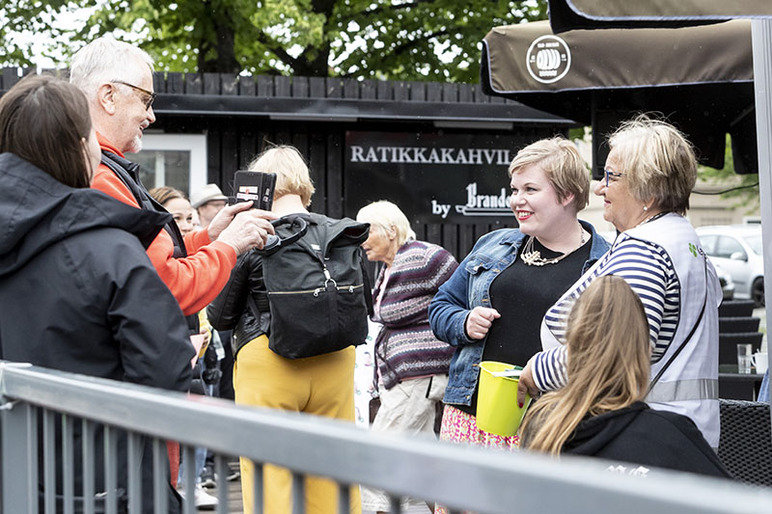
[526, 35, 571, 84]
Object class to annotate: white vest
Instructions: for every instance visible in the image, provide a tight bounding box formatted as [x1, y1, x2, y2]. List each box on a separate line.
[629, 214, 721, 447]
[541, 214, 721, 447]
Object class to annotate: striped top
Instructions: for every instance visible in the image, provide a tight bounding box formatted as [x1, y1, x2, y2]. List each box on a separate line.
[534, 234, 679, 391]
[373, 240, 458, 389]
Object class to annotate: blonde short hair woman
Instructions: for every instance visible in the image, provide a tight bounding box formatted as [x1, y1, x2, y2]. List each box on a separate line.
[428, 136, 611, 508]
[607, 115, 697, 216]
[519, 115, 722, 448]
[508, 136, 590, 213]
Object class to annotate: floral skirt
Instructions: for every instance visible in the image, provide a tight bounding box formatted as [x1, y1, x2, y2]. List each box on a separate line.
[434, 405, 520, 514]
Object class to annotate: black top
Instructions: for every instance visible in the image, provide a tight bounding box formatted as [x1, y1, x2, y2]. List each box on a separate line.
[564, 402, 730, 479]
[0, 152, 193, 390]
[458, 235, 592, 416]
[0, 152, 194, 512]
[485, 236, 591, 365]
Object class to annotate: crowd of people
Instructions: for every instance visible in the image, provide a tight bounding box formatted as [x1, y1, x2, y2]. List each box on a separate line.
[0, 31, 738, 514]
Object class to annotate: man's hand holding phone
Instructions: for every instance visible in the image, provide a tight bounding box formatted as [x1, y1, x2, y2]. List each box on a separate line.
[214, 203, 277, 255]
[233, 171, 276, 211]
[211, 170, 279, 253]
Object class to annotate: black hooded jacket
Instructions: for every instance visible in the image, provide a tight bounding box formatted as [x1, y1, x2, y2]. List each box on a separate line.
[0, 152, 194, 512]
[564, 402, 730, 479]
[0, 152, 194, 386]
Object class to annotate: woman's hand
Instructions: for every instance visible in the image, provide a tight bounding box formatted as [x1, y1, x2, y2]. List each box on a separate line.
[465, 306, 501, 340]
[517, 360, 541, 407]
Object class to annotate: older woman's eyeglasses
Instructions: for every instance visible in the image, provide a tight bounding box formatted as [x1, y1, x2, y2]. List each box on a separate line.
[112, 80, 157, 110]
[603, 168, 624, 187]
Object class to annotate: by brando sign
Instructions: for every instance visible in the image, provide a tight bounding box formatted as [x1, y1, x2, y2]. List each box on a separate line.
[345, 132, 530, 224]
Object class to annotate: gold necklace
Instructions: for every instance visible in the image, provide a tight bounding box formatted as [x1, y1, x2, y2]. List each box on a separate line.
[521, 224, 586, 267]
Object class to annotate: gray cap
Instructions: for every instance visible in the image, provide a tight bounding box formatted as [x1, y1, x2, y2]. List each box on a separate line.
[191, 183, 228, 209]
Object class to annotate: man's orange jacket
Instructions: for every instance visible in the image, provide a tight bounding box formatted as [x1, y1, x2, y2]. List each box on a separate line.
[91, 134, 236, 316]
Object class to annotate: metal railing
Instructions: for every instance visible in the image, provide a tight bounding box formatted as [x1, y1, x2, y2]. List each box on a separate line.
[2, 361, 771, 514]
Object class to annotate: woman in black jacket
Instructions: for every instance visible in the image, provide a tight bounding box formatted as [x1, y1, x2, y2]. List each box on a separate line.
[520, 275, 729, 479]
[0, 75, 194, 512]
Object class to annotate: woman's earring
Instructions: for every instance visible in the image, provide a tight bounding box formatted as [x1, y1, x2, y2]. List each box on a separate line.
[643, 205, 649, 212]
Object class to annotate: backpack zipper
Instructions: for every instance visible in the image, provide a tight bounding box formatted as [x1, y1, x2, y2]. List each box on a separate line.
[268, 283, 364, 297]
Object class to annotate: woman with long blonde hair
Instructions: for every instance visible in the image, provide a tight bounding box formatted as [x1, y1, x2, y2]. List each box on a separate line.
[520, 276, 729, 477]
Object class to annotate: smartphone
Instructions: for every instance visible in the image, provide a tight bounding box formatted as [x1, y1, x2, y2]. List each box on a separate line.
[232, 171, 277, 211]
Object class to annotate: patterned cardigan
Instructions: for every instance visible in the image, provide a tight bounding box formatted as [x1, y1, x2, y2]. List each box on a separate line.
[373, 240, 458, 390]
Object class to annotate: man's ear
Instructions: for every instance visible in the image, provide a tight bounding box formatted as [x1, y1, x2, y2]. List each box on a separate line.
[96, 83, 117, 115]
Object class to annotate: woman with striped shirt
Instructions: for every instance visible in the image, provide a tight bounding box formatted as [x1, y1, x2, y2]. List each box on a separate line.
[518, 115, 722, 448]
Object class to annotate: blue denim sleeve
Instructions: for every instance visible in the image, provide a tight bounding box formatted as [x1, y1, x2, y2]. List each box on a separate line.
[428, 262, 475, 347]
[430, 230, 510, 348]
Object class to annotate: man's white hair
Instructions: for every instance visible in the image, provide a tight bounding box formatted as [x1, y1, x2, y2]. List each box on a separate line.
[70, 35, 155, 100]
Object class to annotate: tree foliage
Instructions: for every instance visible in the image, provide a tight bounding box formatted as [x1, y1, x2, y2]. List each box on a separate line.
[0, 0, 547, 81]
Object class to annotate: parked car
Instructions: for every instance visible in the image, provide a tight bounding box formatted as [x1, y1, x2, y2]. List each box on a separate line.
[697, 224, 764, 306]
[714, 263, 736, 302]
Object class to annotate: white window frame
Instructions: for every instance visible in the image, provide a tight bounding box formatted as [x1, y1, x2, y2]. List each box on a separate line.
[139, 133, 208, 193]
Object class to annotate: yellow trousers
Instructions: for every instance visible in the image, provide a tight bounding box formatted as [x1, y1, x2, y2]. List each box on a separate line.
[234, 335, 361, 514]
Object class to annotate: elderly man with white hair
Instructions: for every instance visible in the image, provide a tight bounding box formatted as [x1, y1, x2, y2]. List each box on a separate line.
[70, 36, 275, 318]
[70, 37, 276, 512]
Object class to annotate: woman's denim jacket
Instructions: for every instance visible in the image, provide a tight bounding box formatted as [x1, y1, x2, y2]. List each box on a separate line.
[428, 220, 610, 407]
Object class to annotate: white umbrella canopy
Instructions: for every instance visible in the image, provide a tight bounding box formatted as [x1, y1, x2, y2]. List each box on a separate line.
[481, 19, 756, 177]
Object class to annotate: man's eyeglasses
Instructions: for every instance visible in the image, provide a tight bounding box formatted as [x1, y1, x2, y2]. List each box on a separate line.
[112, 80, 157, 110]
[603, 168, 624, 187]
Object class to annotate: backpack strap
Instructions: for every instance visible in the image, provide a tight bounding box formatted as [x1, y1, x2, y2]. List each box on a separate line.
[247, 292, 270, 318]
[254, 214, 309, 256]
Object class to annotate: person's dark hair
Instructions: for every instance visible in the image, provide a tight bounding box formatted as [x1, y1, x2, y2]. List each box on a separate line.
[0, 74, 93, 188]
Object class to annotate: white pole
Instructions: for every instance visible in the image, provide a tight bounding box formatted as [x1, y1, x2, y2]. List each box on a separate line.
[751, 19, 772, 405]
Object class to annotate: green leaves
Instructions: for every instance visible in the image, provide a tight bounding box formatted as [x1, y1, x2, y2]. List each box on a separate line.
[0, 0, 547, 81]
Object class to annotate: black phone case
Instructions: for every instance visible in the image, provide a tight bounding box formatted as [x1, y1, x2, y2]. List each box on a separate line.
[233, 171, 276, 211]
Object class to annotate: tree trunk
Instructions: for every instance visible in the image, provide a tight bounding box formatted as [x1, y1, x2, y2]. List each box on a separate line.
[198, 5, 240, 74]
[292, 47, 331, 77]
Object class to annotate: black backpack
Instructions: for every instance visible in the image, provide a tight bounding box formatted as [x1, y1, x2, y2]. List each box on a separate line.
[249, 212, 373, 359]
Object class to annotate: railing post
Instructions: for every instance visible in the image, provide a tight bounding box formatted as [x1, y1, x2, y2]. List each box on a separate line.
[1, 400, 34, 513]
